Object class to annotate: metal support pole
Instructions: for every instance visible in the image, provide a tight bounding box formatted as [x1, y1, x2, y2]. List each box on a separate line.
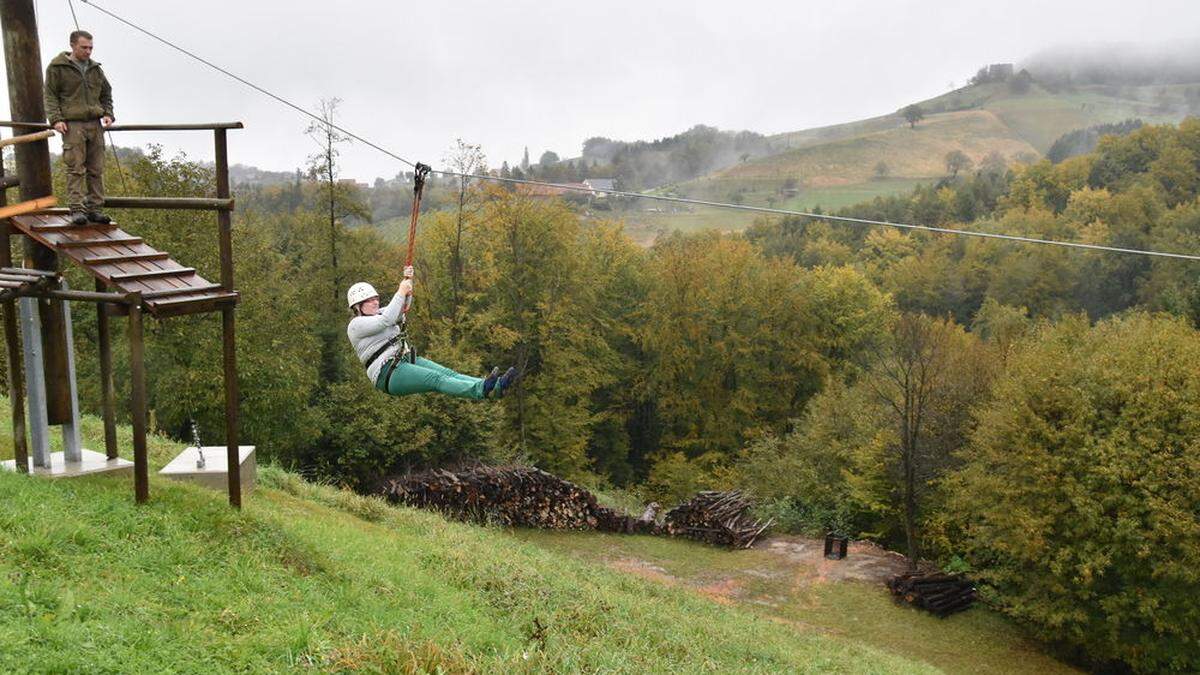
[58, 280, 82, 463]
[18, 297, 48, 467]
[128, 293, 148, 504]
[96, 279, 118, 460]
[214, 129, 241, 508]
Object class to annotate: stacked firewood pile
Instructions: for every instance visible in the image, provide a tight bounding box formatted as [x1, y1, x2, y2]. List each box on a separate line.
[887, 573, 977, 617]
[380, 467, 769, 547]
[664, 490, 772, 549]
[381, 466, 614, 530]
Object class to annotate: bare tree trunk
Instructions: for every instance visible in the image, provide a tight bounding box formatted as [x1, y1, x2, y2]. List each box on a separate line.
[903, 439, 920, 572]
[508, 213, 528, 454]
[450, 175, 466, 337]
[327, 132, 339, 303]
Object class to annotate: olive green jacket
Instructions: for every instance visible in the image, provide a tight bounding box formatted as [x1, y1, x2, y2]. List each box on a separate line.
[43, 52, 113, 124]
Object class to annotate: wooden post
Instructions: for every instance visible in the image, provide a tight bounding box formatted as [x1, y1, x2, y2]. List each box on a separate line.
[0, 165, 27, 473]
[0, 0, 73, 425]
[214, 129, 241, 508]
[128, 293, 148, 504]
[96, 279, 118, 460]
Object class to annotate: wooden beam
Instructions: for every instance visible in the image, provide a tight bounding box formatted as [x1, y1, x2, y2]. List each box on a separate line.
[146, 291, 238, 318]
[104, 197, 234, 212]
[128, 293, 149, 504]
[83, 252, 169, 265]
[0, 121, 244, 131]
[215, 127, 242, 509]
[30, 221, 116, 232]
[56, 236, 143, 249]
[0, 269, 53, 279]
[110, 267, 196, 282]
[0, 266, 54, 277]
[0, 128, 54, 148]
[141, 283, 222, 300]
[0, 195, 55, 219]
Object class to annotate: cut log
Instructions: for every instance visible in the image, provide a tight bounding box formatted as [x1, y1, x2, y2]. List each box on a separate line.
[888, 572, 977, 617]
[664, 490, 771, 549]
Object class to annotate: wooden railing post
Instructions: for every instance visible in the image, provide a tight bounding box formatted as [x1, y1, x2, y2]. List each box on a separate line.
[214, 128, 241, 508]
[128, 292, 148, 504]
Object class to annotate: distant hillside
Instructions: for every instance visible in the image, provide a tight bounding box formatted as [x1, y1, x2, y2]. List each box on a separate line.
[659, 78, 1199, 214]
[228, 163, 298, 187]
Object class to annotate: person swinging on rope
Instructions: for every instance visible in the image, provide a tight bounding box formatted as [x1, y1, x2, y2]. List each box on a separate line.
[346, 266, 518, 399]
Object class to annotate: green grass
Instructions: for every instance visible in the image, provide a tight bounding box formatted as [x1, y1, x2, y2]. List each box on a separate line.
[609, 178, 928, 244]
[0, 410, 942, 673]
[516, 531, 1080, 675]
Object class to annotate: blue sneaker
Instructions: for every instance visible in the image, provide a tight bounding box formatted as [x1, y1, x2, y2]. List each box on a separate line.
[481, 367, 501, 398]
[495, 366, 522, 398]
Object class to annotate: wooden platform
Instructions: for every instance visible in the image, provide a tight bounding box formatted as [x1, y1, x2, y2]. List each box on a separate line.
[8, 212, 238, 317]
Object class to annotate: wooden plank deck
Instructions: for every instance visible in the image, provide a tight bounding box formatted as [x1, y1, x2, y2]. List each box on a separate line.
[8, 213, 238, 318]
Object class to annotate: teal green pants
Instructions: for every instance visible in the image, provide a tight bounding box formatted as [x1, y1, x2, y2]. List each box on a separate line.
[374, 356, 485, 400]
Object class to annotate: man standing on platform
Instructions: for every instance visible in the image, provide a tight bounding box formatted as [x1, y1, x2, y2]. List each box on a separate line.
[44, 30, 114, 225]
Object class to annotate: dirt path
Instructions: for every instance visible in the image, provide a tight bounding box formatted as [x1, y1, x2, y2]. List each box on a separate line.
[516, 529, 1081, 674]
[760, 536, 912, 584]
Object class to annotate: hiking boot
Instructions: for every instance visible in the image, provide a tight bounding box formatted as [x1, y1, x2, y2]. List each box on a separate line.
[68, 210, 88, 225]
[481, 367, 501, 398]
[87, 211, 112, 224]
[495, 366, 522, 398]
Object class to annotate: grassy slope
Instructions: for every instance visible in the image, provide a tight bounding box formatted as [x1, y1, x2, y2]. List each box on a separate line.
[518, 531, 1079, 675]
[0, 406, 1080, 673]
[0, 415, 936, 673]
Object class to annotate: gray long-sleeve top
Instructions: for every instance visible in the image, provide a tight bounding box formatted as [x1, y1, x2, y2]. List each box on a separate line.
[346, 292, 406, 383]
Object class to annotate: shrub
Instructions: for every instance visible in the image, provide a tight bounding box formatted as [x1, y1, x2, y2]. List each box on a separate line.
[949, 313, 1200, 672]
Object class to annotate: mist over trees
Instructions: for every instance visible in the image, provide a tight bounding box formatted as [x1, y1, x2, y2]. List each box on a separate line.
[580, 124, 774, 190]
[1046, 119, 1143, 163]
[1023, 41, 1200, 85]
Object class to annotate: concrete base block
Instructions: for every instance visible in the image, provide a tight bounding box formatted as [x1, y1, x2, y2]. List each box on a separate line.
[159, 445, 256, 493]
[1, 448, 134, 478]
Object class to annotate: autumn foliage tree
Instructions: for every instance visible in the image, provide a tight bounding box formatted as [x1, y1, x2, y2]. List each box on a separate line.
[949, 313, 1200, 672]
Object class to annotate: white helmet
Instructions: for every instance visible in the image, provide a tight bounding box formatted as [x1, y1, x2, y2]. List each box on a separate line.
[346, 281, 378, 308]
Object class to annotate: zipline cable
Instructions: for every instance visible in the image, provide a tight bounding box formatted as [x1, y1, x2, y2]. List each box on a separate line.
[77, 0, 1200, 262]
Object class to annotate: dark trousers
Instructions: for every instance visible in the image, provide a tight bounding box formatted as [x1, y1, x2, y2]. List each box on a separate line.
[62, 119, 105, 211]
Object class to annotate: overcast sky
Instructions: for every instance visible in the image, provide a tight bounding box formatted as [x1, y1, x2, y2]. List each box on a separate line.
[4, 0, 1198, 181]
